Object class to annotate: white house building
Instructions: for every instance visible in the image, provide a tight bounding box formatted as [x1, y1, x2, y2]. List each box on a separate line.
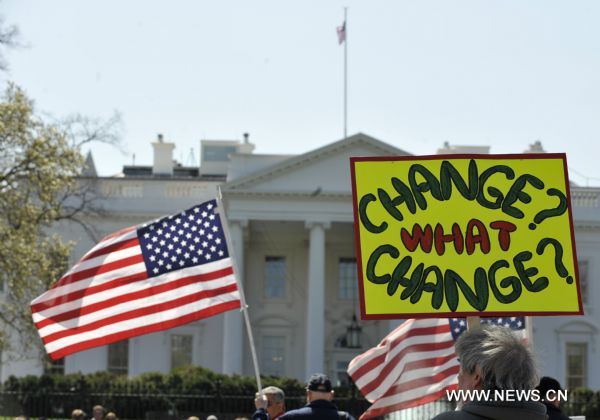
[1, 133, 598, 392]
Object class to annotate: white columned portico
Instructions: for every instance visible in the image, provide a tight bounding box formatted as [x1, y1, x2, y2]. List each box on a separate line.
[222, 219, 247, 374]
[305, 220, 330, 379]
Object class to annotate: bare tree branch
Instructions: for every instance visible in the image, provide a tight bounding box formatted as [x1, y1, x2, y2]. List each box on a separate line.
[0, 16, 19, 71]
[59, 111, 125, 151]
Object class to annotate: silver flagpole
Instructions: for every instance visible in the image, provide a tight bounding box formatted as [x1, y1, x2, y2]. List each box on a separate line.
[216, 186, 263, 393]
[344, 6, 348, 139]
[525, 316, 534, 352]
[466, 316, 481, 330]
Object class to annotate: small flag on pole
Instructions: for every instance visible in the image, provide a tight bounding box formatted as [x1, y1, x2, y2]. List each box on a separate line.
[347, 317, 526, 419]
[31, 199, 241, 360]
[337, 21, 346, 45]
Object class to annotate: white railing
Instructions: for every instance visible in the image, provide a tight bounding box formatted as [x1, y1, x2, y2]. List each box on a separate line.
[94, 180, 600, 209]
[100, 182, 144, 198]
[95, 179, 218, 199]
[165, 184, 210, 198]
[570, 188, 600, 208]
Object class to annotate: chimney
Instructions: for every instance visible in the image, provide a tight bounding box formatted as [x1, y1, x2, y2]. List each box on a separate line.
[525, 140, 546, 153]
[238, 132, 255, 154]
[152, 133, 175, 176]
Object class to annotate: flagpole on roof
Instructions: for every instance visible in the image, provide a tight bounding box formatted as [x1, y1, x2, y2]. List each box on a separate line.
[216, 186, 263, 393]
[337, 8, 348, 139]
[343, 6, 348, 139]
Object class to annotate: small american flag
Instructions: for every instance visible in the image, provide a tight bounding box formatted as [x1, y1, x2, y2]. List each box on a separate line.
[348, 317, 526, 419]
[31, 199, 241, 360]
[337, 21, 346, 45]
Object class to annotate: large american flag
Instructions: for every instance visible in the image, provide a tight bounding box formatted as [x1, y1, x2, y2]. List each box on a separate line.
[31, 199, 241, 361]
[348, 317, 526, 420]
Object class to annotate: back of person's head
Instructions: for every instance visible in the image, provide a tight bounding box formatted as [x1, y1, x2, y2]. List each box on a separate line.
[105, 412, 118, 420]
[536, 376, 563, 394]
[262, 385, 285, 403]
[306, 373, 334, 402]
[71, 409, 86, 420]
[92, 405, 105, 419]
[206, 415, 218, 420]
[455, 324, 538, 391]
[536, 376, 564, 406]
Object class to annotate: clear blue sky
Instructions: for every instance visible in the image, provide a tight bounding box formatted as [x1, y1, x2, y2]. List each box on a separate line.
[3, 1, 600, 185]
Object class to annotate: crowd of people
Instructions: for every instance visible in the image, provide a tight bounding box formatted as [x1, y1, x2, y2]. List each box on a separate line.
[69, 405, 118, 420]
[252, 325, 572, 420]
[11, 325, 576, 420]
[252, 373, 354, 420]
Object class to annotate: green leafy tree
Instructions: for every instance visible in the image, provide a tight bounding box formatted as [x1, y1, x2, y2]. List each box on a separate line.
[0, 84, 121, 357]
[0, 13, 122, 364]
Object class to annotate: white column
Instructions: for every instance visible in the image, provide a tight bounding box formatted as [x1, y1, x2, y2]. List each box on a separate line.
[388, 320, 403, 333]
[305, 221, 330, 379]
[222, 220, 246, 374]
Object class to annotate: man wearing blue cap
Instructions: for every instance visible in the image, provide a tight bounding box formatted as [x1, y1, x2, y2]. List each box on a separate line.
[278, 373, 355, 420]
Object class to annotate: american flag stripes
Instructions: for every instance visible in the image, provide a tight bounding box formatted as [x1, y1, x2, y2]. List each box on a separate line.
[31, 199, 241, 360]
[348, 317, 526, 419]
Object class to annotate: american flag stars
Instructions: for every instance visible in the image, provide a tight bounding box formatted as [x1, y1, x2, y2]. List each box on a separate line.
[449, 316, 525, 340]
[137, 200, 229, 277]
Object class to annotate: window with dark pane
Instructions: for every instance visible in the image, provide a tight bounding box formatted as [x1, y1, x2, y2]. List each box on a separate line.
[578, 260, 589, 304]
[203, 145, 238, 162]
[566, 342, 587, 390]
[338, 257, 357, 300]
[107, 339, 129, 375]
[335, 360, 351, 386]
[265, 256, 286, 298]
[44, 356, 65, 375]
[171, 334, 193, 370]
[262, 335, 285, 376]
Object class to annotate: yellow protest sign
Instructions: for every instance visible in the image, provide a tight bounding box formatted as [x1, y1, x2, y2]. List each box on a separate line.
[350, 154, 583, 319]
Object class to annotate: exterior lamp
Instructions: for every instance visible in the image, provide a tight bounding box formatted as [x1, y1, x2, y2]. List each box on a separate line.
[345, 314, 362, 348]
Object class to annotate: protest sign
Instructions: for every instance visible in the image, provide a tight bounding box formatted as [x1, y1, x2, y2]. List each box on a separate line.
[350, 154, 583, 319]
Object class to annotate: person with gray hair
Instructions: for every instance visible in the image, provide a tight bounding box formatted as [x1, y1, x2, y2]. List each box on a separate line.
[433, 324, 547, 420]
[253, 386, 286, 420]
